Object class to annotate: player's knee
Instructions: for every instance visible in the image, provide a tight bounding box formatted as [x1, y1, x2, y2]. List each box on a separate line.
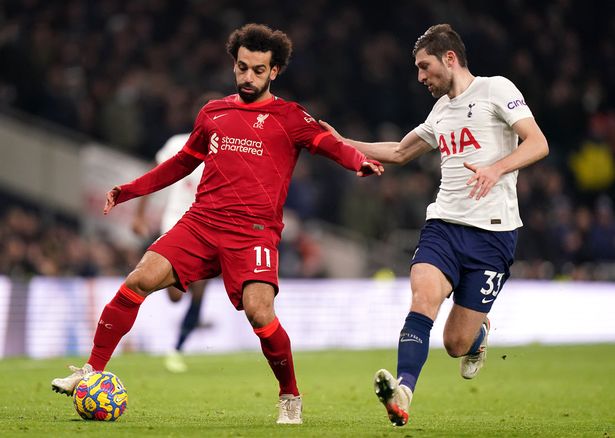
[444, 343, 465, 358]
[443, 335, 470, 358]
[245, 307, 274, 328]
[124, 271, 156, 296]
[410, 292, 441, 320]
[245, 311, 265, 327]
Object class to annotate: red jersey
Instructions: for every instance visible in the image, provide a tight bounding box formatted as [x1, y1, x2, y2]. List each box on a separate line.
[181, 94, 363, 232]
[116, 94, 370, 234]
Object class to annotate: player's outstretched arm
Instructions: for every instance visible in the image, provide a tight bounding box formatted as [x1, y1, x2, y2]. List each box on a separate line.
[103, 150, 201, 214]
[319, 120, 432, 165]
[464, 117, 549, 200]
[309, 132, 383, 177]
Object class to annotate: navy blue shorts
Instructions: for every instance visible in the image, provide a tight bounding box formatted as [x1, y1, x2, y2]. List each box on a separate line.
[410, 219, 517, 312]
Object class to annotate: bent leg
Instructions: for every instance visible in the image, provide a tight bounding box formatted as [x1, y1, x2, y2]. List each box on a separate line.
[125, 251, 179, 297]
[52, 251, 179, 394]
[445, 304, 490, 379]
[397, 263, 452, 391]
[89, 251, 178, 370]
[243, 281, 299, 397]
[443, 304, 488, 357]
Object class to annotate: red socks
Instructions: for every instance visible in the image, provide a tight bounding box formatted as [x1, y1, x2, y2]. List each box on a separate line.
[254, 317, 299, 396]
[87, 284, 144, 371]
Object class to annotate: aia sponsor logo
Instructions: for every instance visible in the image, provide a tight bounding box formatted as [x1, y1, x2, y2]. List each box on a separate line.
[507, 99, 526, 109]
[438, 128, 481, 157]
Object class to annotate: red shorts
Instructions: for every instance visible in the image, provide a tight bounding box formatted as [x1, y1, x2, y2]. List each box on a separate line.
[148, 216, 280, 310]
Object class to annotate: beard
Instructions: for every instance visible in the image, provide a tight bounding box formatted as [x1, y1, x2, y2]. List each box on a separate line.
[430, 86, 447, 98]
[429, 75, 452, 98]
[236, 77, 270, 103]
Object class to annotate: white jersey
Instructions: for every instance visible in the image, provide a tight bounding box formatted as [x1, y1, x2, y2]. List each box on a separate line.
[414, 76, 533, 231]
[155, 133, 204, 233]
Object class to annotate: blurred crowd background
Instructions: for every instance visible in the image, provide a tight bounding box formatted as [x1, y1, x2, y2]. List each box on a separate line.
[1, 0, 615, 280]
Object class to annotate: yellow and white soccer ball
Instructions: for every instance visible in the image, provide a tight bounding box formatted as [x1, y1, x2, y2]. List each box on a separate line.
[73, 371, 128, 421]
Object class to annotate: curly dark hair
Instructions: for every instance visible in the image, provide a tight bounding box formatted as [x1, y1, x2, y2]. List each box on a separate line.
[226, 23, 293, 74]
[412, 24, 468, 68]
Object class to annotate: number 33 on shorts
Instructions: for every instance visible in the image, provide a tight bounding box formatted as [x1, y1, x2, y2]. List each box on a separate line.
[480, 270, 504, 304]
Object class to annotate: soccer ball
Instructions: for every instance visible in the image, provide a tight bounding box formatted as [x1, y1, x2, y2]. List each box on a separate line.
[73, 371, 128, 421]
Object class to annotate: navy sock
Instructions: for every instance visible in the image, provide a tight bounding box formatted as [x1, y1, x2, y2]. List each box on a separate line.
[397, 311, 434, 392]
[466, 323, 486, 355]
[175, 297, 202, 351]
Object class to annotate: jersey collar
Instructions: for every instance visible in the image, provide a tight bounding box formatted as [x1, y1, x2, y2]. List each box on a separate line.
[233, 94, 276, 107]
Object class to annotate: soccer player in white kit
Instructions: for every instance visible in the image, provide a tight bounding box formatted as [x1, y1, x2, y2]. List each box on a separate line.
[132, 133, 207, 373]
[320, 24, 548, 426]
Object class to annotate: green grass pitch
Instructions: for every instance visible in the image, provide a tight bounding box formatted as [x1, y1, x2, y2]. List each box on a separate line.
[1, 344, 614, 437]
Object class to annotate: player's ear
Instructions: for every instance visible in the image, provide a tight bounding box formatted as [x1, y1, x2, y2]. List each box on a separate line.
[269, 65, 279, 81]
[445, 50, 456, 68]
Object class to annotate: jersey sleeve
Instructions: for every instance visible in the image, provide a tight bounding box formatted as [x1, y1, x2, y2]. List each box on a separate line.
[413, 107, 439, 149]
[489, 76, 534, 126]
[116, 150, 201, 204]
[181, 107, 209, 160]
[284, 103, 368, 171]
[285, 103, 329, 150]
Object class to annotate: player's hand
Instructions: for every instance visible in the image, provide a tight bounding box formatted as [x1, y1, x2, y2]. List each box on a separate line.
[318, 120, 344, 141]
[464, 162, 503, 199]
[358, 159, 384, 177]
[103, 186, 121, 215]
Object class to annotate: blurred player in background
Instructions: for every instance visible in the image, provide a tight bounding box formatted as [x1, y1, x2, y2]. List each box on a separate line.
[132, 93, 220, 372]
[52, 23, 383, 425]
[321, 24, 548, 426]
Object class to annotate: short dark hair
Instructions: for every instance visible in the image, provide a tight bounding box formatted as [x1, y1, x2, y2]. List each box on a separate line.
[226, 23, 293, 74]
[412, 24, 468, 67]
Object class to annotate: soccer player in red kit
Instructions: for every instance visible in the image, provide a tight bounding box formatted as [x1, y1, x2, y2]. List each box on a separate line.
[51, 23, 383, 424]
